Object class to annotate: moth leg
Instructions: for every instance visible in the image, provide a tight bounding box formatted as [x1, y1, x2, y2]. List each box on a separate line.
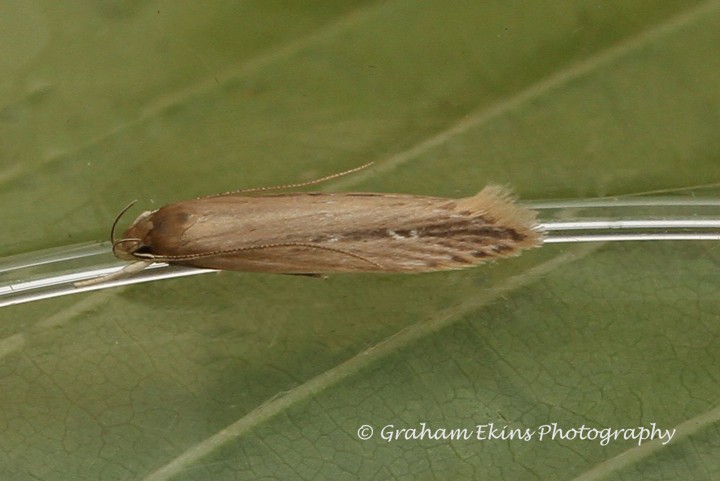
[74, 261, 153, 288]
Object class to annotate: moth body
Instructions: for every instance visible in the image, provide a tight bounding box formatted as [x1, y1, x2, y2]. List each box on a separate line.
[114, 187, 542, 274]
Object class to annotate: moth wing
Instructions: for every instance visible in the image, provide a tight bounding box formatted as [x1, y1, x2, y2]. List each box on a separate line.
[142, 188, 542, 273]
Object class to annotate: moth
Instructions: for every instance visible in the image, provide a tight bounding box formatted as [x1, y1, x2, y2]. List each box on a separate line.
[76, 165, 543, 286]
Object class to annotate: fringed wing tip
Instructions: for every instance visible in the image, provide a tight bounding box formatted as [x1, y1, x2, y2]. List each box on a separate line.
[457, 185, 544, 248]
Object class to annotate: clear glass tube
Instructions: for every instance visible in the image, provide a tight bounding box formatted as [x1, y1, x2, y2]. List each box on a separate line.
[532, 197, 720, 243]
[1, 196, 718, 308]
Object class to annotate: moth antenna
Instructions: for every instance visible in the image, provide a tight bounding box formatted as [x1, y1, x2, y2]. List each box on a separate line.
[143, 242, 384, 269]
[111, 201, 138, 245]
[200, 162, 374, 198]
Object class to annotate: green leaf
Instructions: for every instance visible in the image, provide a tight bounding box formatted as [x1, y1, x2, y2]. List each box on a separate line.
[2, 1, 719, 480]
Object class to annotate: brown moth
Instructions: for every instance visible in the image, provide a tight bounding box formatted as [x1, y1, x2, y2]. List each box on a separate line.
[76, 168, 543, 286]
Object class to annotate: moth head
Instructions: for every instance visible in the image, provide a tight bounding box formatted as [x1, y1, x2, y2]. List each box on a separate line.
[111, 206, 156, 261]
